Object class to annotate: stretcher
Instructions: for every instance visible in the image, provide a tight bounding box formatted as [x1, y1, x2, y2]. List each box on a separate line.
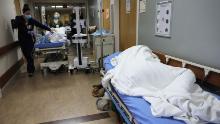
[103, 52, 220, 124]
[35, 33, 69, 76]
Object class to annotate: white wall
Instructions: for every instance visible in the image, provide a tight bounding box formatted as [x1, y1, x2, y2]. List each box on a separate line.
[0, 0, 24, 77]
[138, 0, 220, 69]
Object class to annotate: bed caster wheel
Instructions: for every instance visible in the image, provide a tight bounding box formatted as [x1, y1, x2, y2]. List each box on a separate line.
[85, 67, 91, 74]
[70, 69, 74, 75]
[91, 68, 95, 73]
[42, 68, 48, 76]
[74, 68, 78, 73]
[85, 64, 92, 74]
[66, 67, 69, 72]
[70, 68, 78, 75]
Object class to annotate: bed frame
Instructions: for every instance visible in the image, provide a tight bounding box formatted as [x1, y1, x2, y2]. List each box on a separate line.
[106, 83, 137, 124]
[35, 44, 69, 76]
[104, 51, 220, 124]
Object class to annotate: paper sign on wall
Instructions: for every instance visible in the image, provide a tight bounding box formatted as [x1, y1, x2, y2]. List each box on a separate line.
[126, 0, 131, 14]
[110, 0, 114, 5]
[139, 0, 147, 13]
[155, 1, 172, 37]
[98, 0, 101, 18]
[106, 9, 110, 19]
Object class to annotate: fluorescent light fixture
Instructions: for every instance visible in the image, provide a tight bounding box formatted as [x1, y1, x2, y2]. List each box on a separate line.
[56, 6, 63, 8]
[67, 6, 74, 8]
[51, 6, 63, 8]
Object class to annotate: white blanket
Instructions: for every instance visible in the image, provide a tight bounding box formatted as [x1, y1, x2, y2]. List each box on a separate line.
[102, 45, 220, 124]
[46, 27, 67, 43]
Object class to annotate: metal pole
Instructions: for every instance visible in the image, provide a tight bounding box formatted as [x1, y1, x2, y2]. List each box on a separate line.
[100, 0, 104, 68]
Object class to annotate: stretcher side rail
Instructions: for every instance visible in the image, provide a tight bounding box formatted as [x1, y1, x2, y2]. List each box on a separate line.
[105, 81, 137, 124]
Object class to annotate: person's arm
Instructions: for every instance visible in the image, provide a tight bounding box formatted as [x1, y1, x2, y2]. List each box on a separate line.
[30, 18, 51, 31]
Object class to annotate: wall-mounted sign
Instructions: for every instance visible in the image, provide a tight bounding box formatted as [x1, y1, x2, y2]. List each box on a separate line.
[106, 9, 110, 19]
[110, 0, 114, 5]
[126, 0, 131, 14]
[139, 0, 147, 13]
[155, 1, 172, 37]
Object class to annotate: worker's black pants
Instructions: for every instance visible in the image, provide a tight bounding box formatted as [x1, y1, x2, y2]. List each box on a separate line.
[20, 44, 35, 74]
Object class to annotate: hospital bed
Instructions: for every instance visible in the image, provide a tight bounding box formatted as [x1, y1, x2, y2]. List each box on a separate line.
[103, 52, 220, 124]
[35, 32, 69, 76]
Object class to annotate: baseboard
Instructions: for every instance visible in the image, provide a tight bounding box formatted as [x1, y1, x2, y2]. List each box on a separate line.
[0, 41, 21, 98]
[2, 65, 22, 88]
[0, 58, 24, 89]
[0, 67, 22, 98]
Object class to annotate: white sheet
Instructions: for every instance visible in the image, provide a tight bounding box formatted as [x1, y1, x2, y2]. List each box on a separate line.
[102, 45, 220, 124]
[45, 27, 68, 43]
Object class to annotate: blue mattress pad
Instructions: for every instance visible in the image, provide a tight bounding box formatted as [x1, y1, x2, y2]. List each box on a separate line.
[35, 34, 65, 49]
[35, 42, 64, 49]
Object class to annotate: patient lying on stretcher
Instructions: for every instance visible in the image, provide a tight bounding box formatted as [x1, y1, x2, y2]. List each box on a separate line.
[102, 45, 220, 124]
[36, 27, 70, 44]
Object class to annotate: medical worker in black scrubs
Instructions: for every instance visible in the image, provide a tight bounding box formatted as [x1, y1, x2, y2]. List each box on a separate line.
[15, 4, 52, 77]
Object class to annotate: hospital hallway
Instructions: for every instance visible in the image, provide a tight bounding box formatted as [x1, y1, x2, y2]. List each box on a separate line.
[0, 63, 118, 124]
[0, 0, 120, 123]
[2, 0, 220, 124]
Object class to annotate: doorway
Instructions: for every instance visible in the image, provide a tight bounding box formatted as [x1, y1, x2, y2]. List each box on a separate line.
[119, 0, 137, 51]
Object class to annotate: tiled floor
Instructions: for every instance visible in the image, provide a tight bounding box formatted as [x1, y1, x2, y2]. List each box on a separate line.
[0, 64, 117, 124]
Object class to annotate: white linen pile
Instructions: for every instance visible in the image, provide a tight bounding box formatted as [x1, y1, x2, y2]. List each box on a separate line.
[46, 27, 67, 43]
[102, 45, 220, 124]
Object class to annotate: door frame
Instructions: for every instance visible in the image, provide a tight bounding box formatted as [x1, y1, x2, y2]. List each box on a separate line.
[113, 0, 120, 51]
[136, 0, 139, 45]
